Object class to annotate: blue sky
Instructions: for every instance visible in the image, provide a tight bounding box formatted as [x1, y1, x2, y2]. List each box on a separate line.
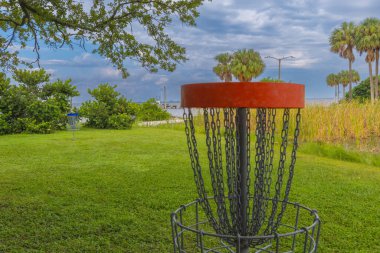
[15, 0, 380, 103]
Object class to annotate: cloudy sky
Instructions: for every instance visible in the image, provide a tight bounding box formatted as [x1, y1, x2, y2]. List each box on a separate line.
[20, 0, 380, 103]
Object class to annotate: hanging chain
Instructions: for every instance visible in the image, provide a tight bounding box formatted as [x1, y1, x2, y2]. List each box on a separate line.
[184, 106, 302, 246]
[262, 109, 276, 230]
[183, 108, 220, 232]
[213, 109, 231, 232]
[227, 108, 238, 229]
[251, 108, 267, 235]
[235, 108, 242, 233]
[204, 108, 218, 201]
[266, 108, 290, 234]
[207, 108, 231, 234]
[275, 108, 301, 228]
[245, 108, 251, 231]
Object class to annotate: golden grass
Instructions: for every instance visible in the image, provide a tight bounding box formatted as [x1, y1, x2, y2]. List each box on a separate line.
[300, 101, 380, 149]
[186, 101, 380, 151]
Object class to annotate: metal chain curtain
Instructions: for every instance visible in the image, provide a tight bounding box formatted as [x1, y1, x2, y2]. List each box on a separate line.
[183, 107, 301, 247]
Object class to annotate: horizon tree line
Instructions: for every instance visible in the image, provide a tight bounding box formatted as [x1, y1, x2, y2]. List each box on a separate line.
[326, 70, 360, 102]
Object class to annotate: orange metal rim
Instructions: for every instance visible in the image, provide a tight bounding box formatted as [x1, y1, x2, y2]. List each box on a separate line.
[181, 82, 305, 108]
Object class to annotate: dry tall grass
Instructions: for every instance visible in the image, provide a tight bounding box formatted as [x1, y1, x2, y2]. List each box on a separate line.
[186, 101, 380, 151]
[300, 101, 380, 148]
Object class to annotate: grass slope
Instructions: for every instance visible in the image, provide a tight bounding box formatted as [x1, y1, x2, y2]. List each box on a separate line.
[0, 128, 379, 252]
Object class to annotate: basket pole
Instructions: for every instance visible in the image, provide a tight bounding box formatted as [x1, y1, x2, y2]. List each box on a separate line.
[237, 108, 249, 253]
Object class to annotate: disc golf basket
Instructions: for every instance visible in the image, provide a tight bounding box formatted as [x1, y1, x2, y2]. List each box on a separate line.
[171, 82, 320, 253]
[67, 112, 80, 140]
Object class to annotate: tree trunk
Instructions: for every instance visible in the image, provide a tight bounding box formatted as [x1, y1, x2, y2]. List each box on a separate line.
[343, 85, 346, 99]
[369, 61, 375, 103]
[349, 60, 353, 101]
[335, 85, 338, 103]
[375, 49, 379, 100]
[337, 84, 340, 101]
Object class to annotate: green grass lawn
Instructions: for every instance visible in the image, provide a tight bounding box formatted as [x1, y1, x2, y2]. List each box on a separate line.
[0, 128, 379, 252]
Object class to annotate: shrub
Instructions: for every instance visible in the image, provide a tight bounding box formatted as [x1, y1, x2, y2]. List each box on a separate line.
[138, 98, 170, 121]
[108, 113, 134, 129]
[80, 84, 137, 129]
[80, 101, 109, 129]
[347, 76, 376, 102]
[0, 114, 10, 135]
[0, 69, 79, 134]
[25, 120, 53, 134]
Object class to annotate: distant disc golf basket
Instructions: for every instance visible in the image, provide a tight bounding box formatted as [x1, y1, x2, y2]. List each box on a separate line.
[171, 82, 321, 253]
[67, 112, 80, 140]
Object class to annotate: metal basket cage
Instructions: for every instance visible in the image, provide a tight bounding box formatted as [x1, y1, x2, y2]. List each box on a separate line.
[171, 198, 320, 253]
[172, 83, 320, 253]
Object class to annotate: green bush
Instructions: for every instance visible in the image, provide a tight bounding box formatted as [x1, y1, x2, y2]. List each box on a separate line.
[348, 76, 379, 102]
[138, 98, 170, 121]
[0, 69, 79, 134]
[0, 114, 10, 134]
[108, 113, 134, 129]
[80, 101, 109, 129]
[80, 84, 137, 129]
[25, 120, 53, 134]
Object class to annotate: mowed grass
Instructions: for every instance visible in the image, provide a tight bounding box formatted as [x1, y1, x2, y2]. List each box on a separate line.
[0, 128, 379, 252]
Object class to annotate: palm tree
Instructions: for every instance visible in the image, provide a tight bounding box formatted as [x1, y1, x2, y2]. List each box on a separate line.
[351, 69, 361, 85]
[355, 18, 378, 102]
[329, 21, 356, 100]
[213, 53, 233, 82]
[369, 18, 380, 99]
[338, 70, 350, 99]
[326, 73, 340, 102]
[230, 49, 265, 82]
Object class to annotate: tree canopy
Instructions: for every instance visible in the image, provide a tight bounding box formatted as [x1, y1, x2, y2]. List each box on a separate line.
[231, 49, 265, 82]
[0, 0, 206, 77]
[213, 53, 232, 82]
[212, 49, 265, 82]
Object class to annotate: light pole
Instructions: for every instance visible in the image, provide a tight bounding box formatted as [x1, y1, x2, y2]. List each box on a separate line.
[163, 84, 167, 109]
[265, 55, 295, 81]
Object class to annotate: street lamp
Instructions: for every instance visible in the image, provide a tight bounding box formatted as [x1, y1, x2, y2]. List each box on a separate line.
[265, 55, 295, 81]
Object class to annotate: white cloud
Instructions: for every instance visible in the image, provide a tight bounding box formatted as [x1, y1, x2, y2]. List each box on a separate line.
[226, 9, 272, 30]
[204, 0, 234, 7]
[155, 76, 168, 86]
[141, 73, 154, 81]
[99, 67, 121, 79]
[42, 59, 69, 65]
